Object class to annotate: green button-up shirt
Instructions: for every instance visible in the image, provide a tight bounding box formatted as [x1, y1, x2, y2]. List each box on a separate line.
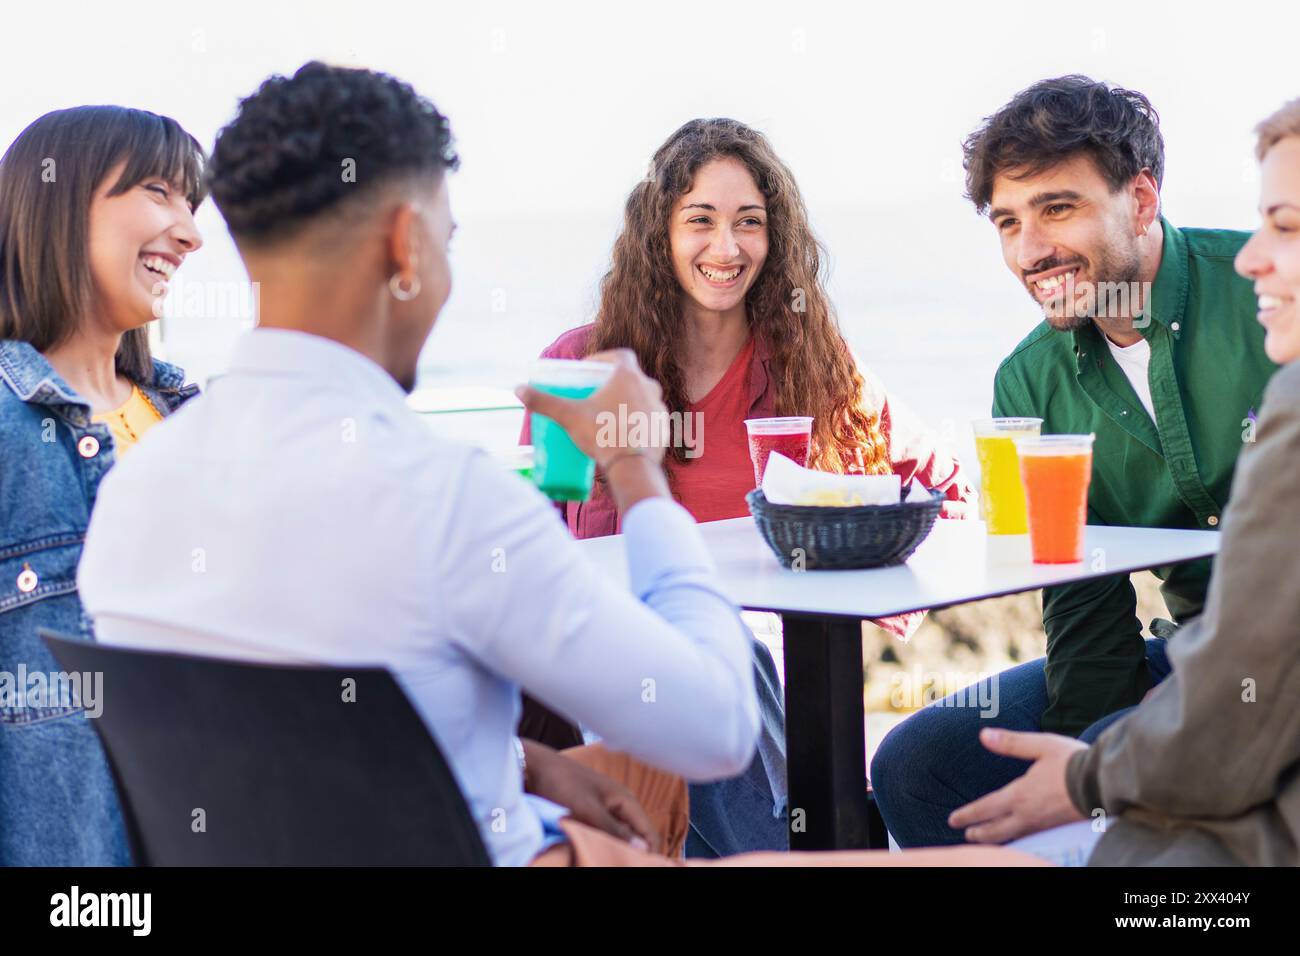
[991, 217, 1278, 736]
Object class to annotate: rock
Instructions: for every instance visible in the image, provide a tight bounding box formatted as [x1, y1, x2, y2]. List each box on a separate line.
[863, 571, 1171, 713]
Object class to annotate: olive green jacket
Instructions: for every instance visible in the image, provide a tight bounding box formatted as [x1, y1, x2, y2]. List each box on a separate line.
[1067, 361, 1300, 866]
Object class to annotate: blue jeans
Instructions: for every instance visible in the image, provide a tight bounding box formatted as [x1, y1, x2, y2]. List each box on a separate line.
[870, 638, 1172, 847]
[686, 636, 789, 857]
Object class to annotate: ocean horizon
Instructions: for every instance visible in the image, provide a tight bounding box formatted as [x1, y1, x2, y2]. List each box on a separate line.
[158, 198, 1079, 471]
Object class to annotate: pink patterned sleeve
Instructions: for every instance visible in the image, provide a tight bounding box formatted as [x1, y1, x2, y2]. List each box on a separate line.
[855, 359, 976, 640]
[522, 326, 597, 529]
[873, 610, 925, 641]
[858, 363, 975, 520]
[521, 325, 626, 538]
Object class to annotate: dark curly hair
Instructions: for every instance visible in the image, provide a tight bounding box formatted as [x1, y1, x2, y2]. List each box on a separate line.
[963, 75, 1164, 215]
[208, 61, 458, 244]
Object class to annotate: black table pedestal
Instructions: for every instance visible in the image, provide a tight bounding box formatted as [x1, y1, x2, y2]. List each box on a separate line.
[782, 614, 886, 851]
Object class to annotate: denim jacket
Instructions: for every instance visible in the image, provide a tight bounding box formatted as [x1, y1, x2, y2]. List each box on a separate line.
[0, 338, 198, 865]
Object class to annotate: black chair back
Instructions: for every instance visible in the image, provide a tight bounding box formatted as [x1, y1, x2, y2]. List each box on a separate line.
[41, 629, 491, 866]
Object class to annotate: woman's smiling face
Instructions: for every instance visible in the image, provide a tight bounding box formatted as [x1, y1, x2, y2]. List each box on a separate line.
[668, 157, 769, 315]
[1236, 136, 1300, 364]
[86, 161, 202, 332]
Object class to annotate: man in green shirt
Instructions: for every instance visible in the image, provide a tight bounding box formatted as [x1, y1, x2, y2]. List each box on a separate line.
[871, 75, 1277, 847]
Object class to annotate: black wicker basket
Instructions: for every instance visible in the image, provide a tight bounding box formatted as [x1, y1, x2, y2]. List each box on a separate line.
[746, 486, 943, 570]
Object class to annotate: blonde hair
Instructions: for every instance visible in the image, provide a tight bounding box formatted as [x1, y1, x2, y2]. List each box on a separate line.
[1255, 98, 1300, 160]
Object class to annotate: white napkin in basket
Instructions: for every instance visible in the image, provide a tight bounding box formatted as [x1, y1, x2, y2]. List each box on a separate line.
[760, 452, 929, 506]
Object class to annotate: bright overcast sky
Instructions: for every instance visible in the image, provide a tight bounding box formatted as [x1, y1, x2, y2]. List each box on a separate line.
[5, 0, 1295, 220]
[3, 0, 1297, 405]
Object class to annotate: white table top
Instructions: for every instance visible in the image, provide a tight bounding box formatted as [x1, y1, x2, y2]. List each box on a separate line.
[575, 517, 1222, 620]
[406, 385, 521, 414]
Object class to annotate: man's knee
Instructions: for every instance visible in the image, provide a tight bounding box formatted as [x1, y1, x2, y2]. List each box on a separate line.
[870, 713, 929, 800]
[871, 698, 993, 802]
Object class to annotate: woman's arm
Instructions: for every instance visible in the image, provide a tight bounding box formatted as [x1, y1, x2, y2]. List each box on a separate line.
[855, 357, 975, 517]
[879, 391, 975, 517]
[850, 359, 975, 639]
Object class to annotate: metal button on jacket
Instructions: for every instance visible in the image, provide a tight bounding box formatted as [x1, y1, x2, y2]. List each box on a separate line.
[17, 564, 38, 593]
[77, 435, 100, 458]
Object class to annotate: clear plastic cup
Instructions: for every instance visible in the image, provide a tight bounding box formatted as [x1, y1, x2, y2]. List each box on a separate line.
[744, 417, 814, 488]
[972, 418, 1043, 534]
[527, 360, 614, 501]
[1015, 434, 1096, 563]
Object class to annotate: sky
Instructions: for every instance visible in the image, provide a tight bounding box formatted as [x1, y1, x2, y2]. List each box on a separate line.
[2, 0, 1297, 438]
[4, 0, 1288, 215]
[6, 1, 1291, 211]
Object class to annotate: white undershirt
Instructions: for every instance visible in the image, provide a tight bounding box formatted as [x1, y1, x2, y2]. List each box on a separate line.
[1105, 334, 1156, 422]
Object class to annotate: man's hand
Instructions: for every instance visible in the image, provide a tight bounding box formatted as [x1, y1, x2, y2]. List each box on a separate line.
[520, 740, 663, 854]
[948, 728, 1089, 844]
[515, 349, 668, 470]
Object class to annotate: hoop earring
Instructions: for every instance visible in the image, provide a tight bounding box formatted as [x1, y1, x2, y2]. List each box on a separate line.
[389, 273, 421, 301]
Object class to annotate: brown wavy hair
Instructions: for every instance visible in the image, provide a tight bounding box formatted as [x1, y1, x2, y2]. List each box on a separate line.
[587, 117, 890, 475]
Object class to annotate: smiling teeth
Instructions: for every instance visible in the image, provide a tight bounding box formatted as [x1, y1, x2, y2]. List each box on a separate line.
[141, 255, 176, 279]
[1259, 295, 1289, 309]
[700, 265, 740, 282]
[1035, 269, 1076, 291]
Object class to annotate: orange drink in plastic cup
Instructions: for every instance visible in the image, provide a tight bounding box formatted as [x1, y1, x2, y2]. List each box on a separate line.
[972, 418, 1042, 534]
[1015, 434, 1095, 564]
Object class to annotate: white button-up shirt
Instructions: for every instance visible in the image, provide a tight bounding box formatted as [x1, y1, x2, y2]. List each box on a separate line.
[78, 328, 759, 866]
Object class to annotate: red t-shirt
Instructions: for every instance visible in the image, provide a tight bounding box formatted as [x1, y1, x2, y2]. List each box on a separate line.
[667, 336, 758, 523]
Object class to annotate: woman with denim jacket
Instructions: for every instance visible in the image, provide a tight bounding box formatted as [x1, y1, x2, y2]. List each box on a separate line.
[0, 106, 204, 865]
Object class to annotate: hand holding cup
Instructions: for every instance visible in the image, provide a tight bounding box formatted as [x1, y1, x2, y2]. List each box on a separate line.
[515, 350, 668, 478]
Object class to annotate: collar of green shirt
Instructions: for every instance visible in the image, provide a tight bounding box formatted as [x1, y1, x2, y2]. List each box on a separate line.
[1068, 216, 1186, 376]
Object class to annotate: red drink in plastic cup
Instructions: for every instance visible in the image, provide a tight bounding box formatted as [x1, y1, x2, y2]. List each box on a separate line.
[744, 417, 814, 487]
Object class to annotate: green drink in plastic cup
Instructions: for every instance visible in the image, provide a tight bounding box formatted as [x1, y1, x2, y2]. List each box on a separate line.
[528, 359, 614, 501]
[496, 445, 535, 481]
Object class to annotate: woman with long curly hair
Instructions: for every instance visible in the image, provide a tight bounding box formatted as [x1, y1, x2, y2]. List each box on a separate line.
[520, 118, 974, 856]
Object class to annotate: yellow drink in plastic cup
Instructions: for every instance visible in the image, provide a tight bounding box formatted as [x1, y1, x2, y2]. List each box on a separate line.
[973, 418, 1043, 535]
